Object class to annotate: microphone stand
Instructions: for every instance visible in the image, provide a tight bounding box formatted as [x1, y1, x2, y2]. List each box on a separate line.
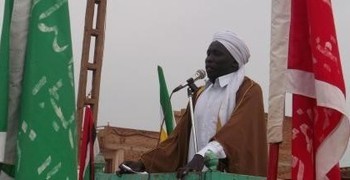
[186, 79, 199, 153]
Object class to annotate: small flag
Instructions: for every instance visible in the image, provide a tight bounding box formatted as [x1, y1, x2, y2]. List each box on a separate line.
[79, 106, 99, 180]
[157, 66, 175, 142]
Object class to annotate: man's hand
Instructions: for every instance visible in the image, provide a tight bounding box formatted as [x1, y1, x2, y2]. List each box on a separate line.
[176, 154, 204, 178]
[117, 160, 145, 174]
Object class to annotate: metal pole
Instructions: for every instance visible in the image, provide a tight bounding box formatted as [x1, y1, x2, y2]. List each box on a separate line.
[187, 88, 198, 153]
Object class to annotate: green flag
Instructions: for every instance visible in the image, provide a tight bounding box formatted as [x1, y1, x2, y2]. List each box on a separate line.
[0, 0, 12, 132]
[16, 0, 77, 179]
[157, 66, 174, 142]
[0, 0, 16, 178]
[0, 0, 77, 179]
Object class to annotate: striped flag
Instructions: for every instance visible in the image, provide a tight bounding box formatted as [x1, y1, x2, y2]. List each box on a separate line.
[79, 106, 99, 180]
[0, 0, 78, 179]
[269, 0, 350, 179]
[288, 0, 350, 179]
[157, 66, 175, 142]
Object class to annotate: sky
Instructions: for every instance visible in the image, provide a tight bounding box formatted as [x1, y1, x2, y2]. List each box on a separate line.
[1, 0, 350, 166]
[69, 0, 272, 130]
[70, 0, 350, 166]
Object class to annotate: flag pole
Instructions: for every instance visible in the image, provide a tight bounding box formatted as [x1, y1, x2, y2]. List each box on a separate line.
[267, 143, 280, 180]
[187, 81, 199, 153]
[157, 118, 166, 145]
[267, 0, 291, 179]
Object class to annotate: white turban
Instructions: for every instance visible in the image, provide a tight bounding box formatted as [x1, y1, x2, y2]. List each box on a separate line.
[212, 30, 250, 67]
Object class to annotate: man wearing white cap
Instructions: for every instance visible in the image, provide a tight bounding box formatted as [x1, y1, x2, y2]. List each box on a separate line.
[119, 30, 267, 177]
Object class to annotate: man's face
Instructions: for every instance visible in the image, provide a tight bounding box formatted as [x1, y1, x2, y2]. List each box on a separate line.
[205, 41, 239, 83]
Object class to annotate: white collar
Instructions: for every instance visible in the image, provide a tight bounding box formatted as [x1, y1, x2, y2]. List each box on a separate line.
[207, 72, 235, 88]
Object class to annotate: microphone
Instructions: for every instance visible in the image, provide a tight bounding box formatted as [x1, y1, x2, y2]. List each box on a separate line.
[172, 69, 206, 93]
[119, 164, 148, 174]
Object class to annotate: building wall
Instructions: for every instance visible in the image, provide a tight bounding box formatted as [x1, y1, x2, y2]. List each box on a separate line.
[97, 126, 159, 172]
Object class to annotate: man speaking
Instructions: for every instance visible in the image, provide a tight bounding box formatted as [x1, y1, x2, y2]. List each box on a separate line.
[119, 30, 267, 177]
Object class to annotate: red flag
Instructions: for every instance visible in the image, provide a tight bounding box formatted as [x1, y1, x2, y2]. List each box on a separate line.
[79, 106, 96, 180]
[288, 0, 350, 179]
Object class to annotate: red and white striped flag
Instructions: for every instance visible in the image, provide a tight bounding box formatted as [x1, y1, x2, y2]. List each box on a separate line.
[288, 0, 350, 179]
[79, 106, 99, 180]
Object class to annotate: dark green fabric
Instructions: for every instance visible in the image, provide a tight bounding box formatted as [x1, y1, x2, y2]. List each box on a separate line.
[0, 0, 13, 132]
[0, 163, 15, 177]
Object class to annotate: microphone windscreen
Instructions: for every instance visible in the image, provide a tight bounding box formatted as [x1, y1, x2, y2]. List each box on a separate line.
[196, 69, 206, 79]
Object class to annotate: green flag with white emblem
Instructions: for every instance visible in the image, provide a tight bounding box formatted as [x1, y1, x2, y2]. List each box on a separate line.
[17, 0, 77, 179]
[0, 0, 77, 179]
